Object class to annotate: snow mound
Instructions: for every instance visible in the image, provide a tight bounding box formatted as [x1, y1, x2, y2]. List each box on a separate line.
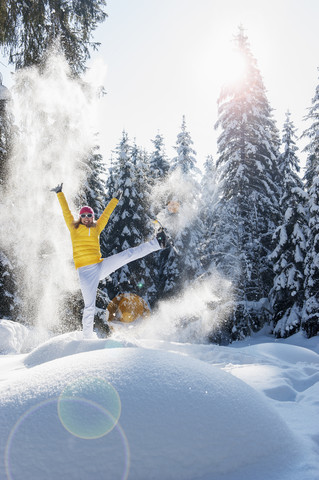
[24, 331, 128, 367]
[0, 320, 55, 354]
[1, 347, 302, 480]
[0, 320, 29, 354]
[239, 342, 319, 365]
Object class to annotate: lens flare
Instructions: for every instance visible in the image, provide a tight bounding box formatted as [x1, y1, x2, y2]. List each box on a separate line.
[58, 377, 121, 439]
[5, 398, 130, 480]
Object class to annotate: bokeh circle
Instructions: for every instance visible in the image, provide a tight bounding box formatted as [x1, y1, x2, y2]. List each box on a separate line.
[5, 397, 130, 480]
[58, 376, 121, 439]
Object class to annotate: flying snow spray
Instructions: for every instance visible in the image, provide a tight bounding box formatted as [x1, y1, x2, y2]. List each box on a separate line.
[109, 168, 235, 344]
[0, 51, 103, 338]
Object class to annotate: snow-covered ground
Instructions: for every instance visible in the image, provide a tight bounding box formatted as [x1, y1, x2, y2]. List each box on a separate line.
[0, 319, 318, 480]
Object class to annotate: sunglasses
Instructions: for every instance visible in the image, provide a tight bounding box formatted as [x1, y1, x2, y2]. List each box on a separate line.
[80, 213, 93, 218]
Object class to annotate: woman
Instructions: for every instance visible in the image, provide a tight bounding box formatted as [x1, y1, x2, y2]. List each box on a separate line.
[51, 183, 166, 338]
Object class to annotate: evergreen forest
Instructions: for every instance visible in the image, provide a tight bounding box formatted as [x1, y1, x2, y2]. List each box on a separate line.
[0, 3, 318, 343]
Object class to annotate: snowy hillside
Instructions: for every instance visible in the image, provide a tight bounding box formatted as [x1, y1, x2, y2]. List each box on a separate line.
[0, 320, 318, 480]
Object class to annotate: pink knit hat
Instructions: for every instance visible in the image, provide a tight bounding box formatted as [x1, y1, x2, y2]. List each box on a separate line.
[79, 206, 94, 216]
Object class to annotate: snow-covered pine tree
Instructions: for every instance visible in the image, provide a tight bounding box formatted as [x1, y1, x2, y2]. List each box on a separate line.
[103, 132, 157, 306]
[301, 75, 319, 338]
[161, 117, 203, 297]
[0, 0, 107, 74]
[149, 133, 170, 182]
[269, 111, 308, 338]
[147, 133, 171, 301]
[0, 251, 17, 319]
[213, 27, 281, 340]
[103, 131, 131, 259]
[76, 145, 107, 216]
[198, 155, 220, 270]
[104, 154, 117, 210]
[97, 132, 132, 317]
[170, 115, 197, 173]
[0, 76, 11, 184]
[0, 76, 18, 319]
[132, 146, 159, 306]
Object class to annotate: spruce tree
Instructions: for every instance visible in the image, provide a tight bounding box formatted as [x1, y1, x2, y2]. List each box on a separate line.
[199, 155, 220, 270]
[76, 145, 107, 216]
[270, 112, 308, 337]
[0, 0, 107, 74]
[149, 133, 170, 182]
[147, 134, 171, 302]
[132, 145, 159, 306]
[214, 27, 281, 340]
[0, 74, 11, 184]
[148, 133, 170, 233]
[0, 75, 18, 319]
[103, 131, 131, 259]
[171, 115, 198, 174]
[103, 133, 157, 306]
[302, 75, 319, 338]
[161, 117, 203, 297]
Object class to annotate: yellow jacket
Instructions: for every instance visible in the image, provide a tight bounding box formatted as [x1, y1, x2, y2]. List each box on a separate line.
[57, 192, 118, 269]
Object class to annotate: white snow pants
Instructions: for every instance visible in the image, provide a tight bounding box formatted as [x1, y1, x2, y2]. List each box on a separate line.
[78, 238, 161, 338]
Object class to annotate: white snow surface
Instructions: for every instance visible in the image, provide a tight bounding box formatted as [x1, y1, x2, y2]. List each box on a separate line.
[0, 321, 318, 480]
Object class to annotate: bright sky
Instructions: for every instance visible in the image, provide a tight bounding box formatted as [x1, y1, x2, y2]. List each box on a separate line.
[88, 0, 319, 171]
[1, 0, 318, 171]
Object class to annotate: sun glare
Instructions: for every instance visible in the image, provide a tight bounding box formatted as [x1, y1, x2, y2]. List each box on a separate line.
[191, 33, 250, 100]
[219, 49, 248, 88]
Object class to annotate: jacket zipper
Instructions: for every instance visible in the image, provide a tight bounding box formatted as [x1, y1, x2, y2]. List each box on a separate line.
[89, 228, 91, 236]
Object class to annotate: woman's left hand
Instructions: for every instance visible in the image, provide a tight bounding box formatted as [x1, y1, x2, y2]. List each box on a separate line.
[50, 183, 63, 193]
